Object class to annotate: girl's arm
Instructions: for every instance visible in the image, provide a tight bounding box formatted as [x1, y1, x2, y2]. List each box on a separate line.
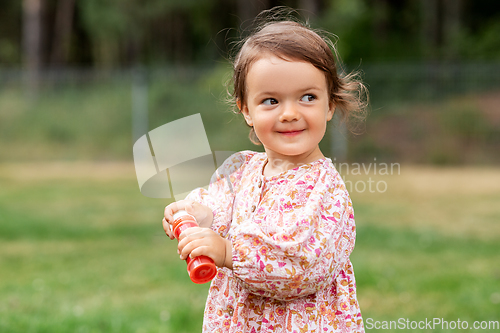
[163, 151, 249, 238]
[164, 151, 251, 264]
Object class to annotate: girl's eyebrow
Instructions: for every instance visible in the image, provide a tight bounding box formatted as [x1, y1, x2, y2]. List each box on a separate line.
[253, 91, 279, 98]
[300, 86, 323, 92]
[254, 86, 323, 97]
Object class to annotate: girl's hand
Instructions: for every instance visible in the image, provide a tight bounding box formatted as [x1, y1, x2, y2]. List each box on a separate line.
[177, 227, 233, 269]
[163, 200, 214, 239]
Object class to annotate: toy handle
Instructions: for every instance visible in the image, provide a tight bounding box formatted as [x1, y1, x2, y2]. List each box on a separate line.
[172, 210, 217, 284]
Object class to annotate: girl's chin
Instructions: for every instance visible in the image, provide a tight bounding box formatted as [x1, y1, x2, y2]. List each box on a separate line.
[265, 148, 313, 159]
[263, 144, 324, 162]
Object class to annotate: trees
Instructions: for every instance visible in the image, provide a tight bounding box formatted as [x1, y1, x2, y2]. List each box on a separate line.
[0, 0, 495, 70]
[22, 0, 43, 94]
[50, 0, 76, 67]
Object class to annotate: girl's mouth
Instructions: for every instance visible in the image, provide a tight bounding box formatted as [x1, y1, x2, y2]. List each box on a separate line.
[278, 129, 304, 137]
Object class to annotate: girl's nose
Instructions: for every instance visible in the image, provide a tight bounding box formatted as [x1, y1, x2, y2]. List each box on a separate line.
[279, 103, 300, 122]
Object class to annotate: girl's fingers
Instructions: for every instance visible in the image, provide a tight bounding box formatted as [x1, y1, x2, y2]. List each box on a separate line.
[177, 227, 204, 242]
[163, 201, 193, 240]
[177, 228, 227, 266]
[186, 245, 212, 260]
[164, 202, 180, 222]
[164, 200, 195, 222]
[178, 238, 208, 260]
[162, 217, 175, 239]
[177, 228, 211, 257]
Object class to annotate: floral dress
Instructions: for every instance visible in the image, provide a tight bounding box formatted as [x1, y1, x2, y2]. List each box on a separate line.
[186, 151, 364, 333]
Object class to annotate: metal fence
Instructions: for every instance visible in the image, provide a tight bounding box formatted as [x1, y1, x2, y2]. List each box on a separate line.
[361, 62, 500, 107]
[3, 62, 500, 104]
[1, 63, 499, 163]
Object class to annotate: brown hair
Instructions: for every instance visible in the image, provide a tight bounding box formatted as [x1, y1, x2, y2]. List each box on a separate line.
[231, 17, 368, 144]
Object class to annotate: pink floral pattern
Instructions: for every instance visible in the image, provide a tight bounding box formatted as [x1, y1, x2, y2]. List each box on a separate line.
[186, 151, 364, 333]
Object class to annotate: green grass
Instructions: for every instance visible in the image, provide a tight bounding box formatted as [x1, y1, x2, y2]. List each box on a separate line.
[0, 164, 208, 333]
[347, 167, 500, 331]
[0, 164, 499, 332]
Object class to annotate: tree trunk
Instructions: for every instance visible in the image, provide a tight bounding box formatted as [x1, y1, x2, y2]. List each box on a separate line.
[23, 0, 43, 96]
[420, 0, 440, 59]
[372, 0, 389, 44]
[442, 0, 462, 60]
[50, 0, 75, 67]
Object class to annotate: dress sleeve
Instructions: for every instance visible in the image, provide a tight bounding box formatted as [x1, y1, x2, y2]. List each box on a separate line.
[231, 167, 356, 301]
[185, 151, 250, 237]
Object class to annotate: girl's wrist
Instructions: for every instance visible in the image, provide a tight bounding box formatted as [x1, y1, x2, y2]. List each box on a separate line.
[194, 204, 214, 228]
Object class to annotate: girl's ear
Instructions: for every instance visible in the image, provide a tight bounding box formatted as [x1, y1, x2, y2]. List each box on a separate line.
[326, 101, 335, 121]
[238, 100, 253, 126]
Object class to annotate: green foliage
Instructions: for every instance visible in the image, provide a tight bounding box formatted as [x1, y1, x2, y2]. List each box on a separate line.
[75, 0, 221, 65]
[427, 145, 461, 166]
[0, 81, 132, 161]
[348, 136, 395, 163]
[442, 106, 487, 141]
[460, 20, 500, 60]
[318, 0, 422, 63]
[440, 104, 500, 145]
[318, 0, 369, 63]
[78, 1, 129, 40]
[0, 0, 21, 65]
[146, 66, 252, 152]
[3, 0, 500, 68]
[0, 68, 253, 162]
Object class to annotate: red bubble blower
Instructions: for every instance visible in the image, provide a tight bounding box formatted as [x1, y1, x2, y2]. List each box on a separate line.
[171, 210, 217, 284]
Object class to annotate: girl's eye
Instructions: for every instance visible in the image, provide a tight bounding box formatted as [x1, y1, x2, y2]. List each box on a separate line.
[262, 98, 278, 106]
[301, 94, 316, 102]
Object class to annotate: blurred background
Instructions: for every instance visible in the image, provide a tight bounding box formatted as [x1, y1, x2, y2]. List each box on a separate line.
[0, 0, 499, 332]
[1, 0, 499, 163]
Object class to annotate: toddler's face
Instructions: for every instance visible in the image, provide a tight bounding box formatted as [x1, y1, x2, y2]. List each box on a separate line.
[240, 54, 334, 165]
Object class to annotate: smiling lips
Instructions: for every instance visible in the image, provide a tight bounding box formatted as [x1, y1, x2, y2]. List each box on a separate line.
[278, 129, 305, 136]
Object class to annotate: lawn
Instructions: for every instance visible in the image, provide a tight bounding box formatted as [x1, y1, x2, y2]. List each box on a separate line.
[0, 163, 499, 332]
[0, 162, 208, 333]
[347, 167, 500, 331]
